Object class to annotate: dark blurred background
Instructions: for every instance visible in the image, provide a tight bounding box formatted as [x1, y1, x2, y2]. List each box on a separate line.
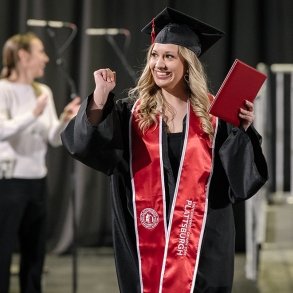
[0, 0, 292, 253]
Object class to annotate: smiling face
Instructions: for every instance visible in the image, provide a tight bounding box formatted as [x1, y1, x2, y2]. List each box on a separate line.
[149, 43, 186, 93]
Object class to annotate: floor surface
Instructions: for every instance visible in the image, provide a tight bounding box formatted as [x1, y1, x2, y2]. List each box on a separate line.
[9, 201, 293, 293]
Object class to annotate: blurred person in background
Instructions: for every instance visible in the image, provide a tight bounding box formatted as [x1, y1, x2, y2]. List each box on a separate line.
[0, 32, 80, 293]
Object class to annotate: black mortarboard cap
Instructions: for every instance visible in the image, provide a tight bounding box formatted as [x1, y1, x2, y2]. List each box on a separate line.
[141, 7, 225, 56]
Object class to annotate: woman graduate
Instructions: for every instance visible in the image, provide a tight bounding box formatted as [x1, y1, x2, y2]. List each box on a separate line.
[61, 7, 268, 293]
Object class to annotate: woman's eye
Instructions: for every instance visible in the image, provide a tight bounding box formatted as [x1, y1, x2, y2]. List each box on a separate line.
[166, 54, 174, 59]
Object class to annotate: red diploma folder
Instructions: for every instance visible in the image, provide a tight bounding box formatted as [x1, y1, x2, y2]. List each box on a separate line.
[208, 59, 267, 126]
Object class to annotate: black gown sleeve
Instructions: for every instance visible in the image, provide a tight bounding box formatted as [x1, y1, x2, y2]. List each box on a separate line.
[218, 124, 268, 203]
[61, 92, 126, 175]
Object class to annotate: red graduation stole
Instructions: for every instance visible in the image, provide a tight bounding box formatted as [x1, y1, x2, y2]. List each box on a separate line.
[130, 100, 216, 293]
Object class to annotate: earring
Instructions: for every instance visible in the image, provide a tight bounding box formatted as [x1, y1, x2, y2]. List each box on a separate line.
[184, 72, 189, 84]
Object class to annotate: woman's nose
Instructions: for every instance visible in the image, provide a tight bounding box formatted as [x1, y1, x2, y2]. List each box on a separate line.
[155, 57, 166, 69]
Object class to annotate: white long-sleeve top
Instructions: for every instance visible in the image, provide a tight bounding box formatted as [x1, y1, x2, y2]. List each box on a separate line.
[0, 79, 68, 179]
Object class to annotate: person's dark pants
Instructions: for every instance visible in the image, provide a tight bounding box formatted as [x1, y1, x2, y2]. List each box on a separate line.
[0, 178, 47, 293]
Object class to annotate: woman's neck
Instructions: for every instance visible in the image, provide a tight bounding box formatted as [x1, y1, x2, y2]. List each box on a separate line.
[8, 69, 33, 84]
[162, 88, 188, 106]
[162, 89, 188, 133]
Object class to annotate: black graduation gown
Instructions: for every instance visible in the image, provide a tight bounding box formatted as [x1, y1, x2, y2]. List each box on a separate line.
[61, 93, 268, 293]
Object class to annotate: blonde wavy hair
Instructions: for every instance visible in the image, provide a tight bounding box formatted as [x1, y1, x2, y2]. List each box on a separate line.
[128, 44, 214, 138]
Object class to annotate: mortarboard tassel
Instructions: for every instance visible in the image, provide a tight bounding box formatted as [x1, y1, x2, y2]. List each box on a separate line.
[151, 18, 156, 44]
